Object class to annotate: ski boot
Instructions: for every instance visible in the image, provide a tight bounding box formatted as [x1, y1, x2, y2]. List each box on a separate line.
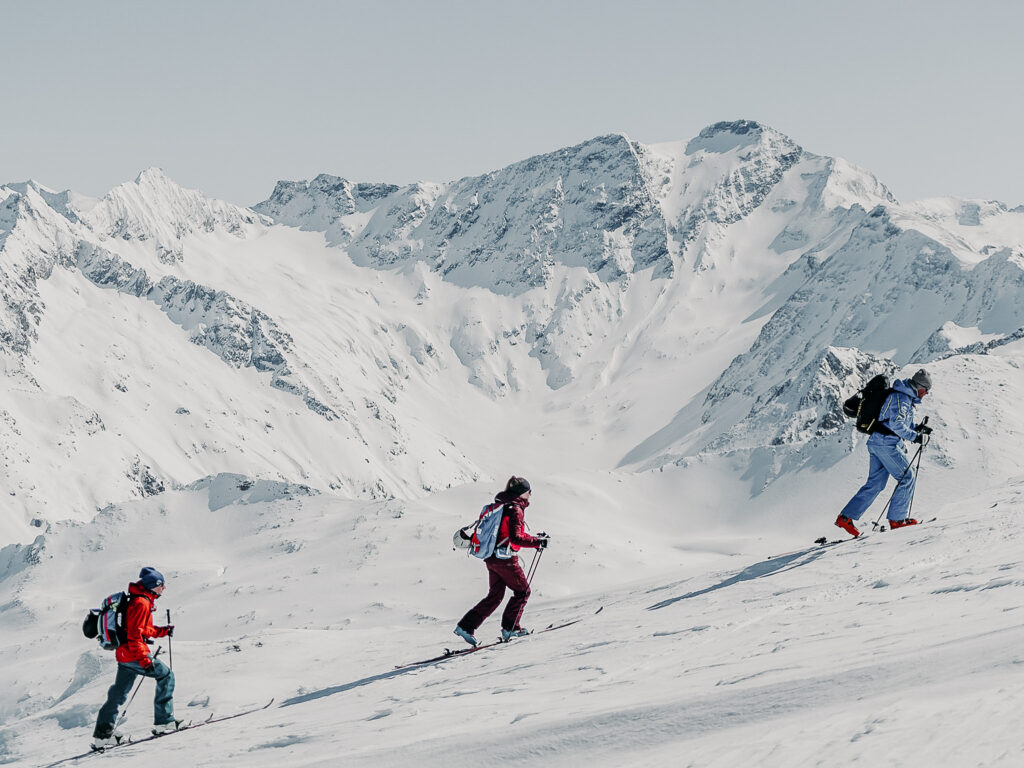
[834, 514, 860, 537]
[889, 518, 919, 529]
[453, 626, 479, 647]
[501, 627, 530, 642]
[152, 719, 183, 736]
[91, 732, 124, 751]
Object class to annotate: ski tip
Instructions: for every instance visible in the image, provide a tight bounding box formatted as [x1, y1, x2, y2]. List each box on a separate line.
[594, 606, 604, 614]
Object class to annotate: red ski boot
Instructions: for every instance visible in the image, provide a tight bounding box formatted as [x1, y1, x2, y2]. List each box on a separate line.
[834, 514, 860, 537]
[889, 518, 919, 529]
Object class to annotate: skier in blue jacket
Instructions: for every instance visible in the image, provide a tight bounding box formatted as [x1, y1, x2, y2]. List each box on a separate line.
[836, 368, 933, 537]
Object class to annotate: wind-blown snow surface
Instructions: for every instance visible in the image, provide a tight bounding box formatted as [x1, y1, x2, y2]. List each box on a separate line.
[3, 120, 1024, 765]
[2, 467, 1024, 767]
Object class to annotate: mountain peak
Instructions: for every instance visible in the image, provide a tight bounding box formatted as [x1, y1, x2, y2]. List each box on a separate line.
[81, 169, 265, 253]
[686, 119, 798, 156]
[134, 166, 174, 187]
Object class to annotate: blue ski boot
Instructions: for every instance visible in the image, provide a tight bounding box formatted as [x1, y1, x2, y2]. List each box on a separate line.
[453, 626, 479, 647]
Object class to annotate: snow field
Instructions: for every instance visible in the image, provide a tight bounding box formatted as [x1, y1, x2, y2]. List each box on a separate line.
[3, 476, 1023, 766]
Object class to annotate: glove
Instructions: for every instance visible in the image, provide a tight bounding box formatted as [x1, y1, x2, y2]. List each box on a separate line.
[536, 536, 550, 550]
[913, 433, 924, 443]
[165, 625, 174, 638]
[915, 424, 933, 435]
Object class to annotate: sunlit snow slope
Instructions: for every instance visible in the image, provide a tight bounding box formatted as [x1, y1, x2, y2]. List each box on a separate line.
[2, 120, 1024, 766]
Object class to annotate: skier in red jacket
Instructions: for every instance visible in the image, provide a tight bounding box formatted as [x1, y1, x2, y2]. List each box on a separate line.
[91, 567, 177, 750]
[455, 476, 549, 645]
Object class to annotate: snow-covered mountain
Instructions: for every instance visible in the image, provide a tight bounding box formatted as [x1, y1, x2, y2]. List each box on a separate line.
[5, 121, 1024, 537]
[4, 119, 1024, 520]
[3, 120, 1024, 766]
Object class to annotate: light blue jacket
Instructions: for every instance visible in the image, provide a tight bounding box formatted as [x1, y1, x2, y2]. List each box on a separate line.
[867, 378, 922, 444]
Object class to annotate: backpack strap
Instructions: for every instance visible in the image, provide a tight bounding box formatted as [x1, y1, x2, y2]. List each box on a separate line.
[868, 388, 897, 435]
[114, 591, 139, 645]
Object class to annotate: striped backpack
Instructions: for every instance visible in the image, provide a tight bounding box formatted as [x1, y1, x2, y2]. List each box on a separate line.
[81, 591, 135, 650]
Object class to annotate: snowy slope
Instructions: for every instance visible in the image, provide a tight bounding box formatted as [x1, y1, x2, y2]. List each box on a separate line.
[3, 120, 1024, 766]
[2, 402, 1023, 766]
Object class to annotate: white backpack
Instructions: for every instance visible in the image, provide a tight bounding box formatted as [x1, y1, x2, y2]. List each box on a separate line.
[453, 502, 509, 559]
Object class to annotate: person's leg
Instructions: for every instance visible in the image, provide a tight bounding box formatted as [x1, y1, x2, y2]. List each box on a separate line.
[93, 664, 139, 739]
[457, 564, 507, 633]
[146, 659, 176, 726]
[874, 442, 916, 521]
[839, 448, 889, 521]
[497, 559, 532, 631]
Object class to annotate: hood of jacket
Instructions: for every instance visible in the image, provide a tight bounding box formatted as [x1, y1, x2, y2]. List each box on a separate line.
[892, 378, 922, 404]
[494, 490, 530, 508]
[128, 581, 158, 602]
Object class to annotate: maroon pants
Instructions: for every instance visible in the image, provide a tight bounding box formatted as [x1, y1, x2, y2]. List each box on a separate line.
[458, 556, 531, 633]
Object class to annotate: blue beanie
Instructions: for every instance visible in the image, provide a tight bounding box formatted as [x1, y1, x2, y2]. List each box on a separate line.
[139, 567, 165, 591]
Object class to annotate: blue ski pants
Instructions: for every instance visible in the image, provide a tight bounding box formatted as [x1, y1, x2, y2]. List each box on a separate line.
[93, 659, 175, 738]
[840, 439, 916, 522]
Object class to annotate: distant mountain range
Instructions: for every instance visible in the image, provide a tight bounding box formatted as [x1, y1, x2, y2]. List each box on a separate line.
[3, 119, 1023, 540]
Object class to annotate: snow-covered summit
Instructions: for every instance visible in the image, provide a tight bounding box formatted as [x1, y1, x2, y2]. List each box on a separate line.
[78, 168, 265, 261]
[255, 174, 399, 240]
[256, 121, 900, 293]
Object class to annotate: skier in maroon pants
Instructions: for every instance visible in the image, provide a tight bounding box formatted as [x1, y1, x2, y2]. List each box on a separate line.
[455, 476, 549, 645]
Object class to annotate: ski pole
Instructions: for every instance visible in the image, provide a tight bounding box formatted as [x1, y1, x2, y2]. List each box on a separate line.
[116, 646, 161, 727]
[526, 547, 544, 587]
[905, 434, 927, 520]
[166, 609, 173, 671]
[871, 436, 927, 530]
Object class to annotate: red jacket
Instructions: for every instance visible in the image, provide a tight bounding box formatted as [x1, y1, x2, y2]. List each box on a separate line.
[115, 581, 171, 668]
[491, 493, 542, 559]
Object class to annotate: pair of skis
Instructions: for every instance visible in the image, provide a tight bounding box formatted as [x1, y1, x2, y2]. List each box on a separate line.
[395, 606, 604, 670]
[44, 699, 274, 767]
[814, 516, 938, 547]
[767, 517, 937, 559]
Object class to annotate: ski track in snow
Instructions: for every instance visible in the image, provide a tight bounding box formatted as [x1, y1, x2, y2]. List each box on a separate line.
[4, 493, 1024, 767]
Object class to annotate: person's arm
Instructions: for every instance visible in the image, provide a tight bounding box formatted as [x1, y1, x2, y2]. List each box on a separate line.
[880, 392, 918, 442]
[506, 504, 542, 548]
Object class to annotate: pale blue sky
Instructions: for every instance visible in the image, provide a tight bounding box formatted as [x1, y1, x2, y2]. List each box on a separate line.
[1, 0, 1021, 206]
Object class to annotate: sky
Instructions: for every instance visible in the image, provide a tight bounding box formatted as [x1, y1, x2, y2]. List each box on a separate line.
[1, 0, 1021, 207]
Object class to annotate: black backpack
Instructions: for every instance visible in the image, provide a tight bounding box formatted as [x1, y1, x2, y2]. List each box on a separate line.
[843, 374, 895, 435]
[82, 591, 135, 650]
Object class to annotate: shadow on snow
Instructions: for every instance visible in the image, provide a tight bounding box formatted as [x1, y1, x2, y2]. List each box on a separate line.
[280, 666, 418, 708]
[647, 548, 832, 610]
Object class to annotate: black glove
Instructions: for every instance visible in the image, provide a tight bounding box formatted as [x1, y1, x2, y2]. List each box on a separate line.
[913, 433, 924, 443]
[165, 625, 174, 638]
[536, 536, 549, 550]
[915, 424, 933, 435]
